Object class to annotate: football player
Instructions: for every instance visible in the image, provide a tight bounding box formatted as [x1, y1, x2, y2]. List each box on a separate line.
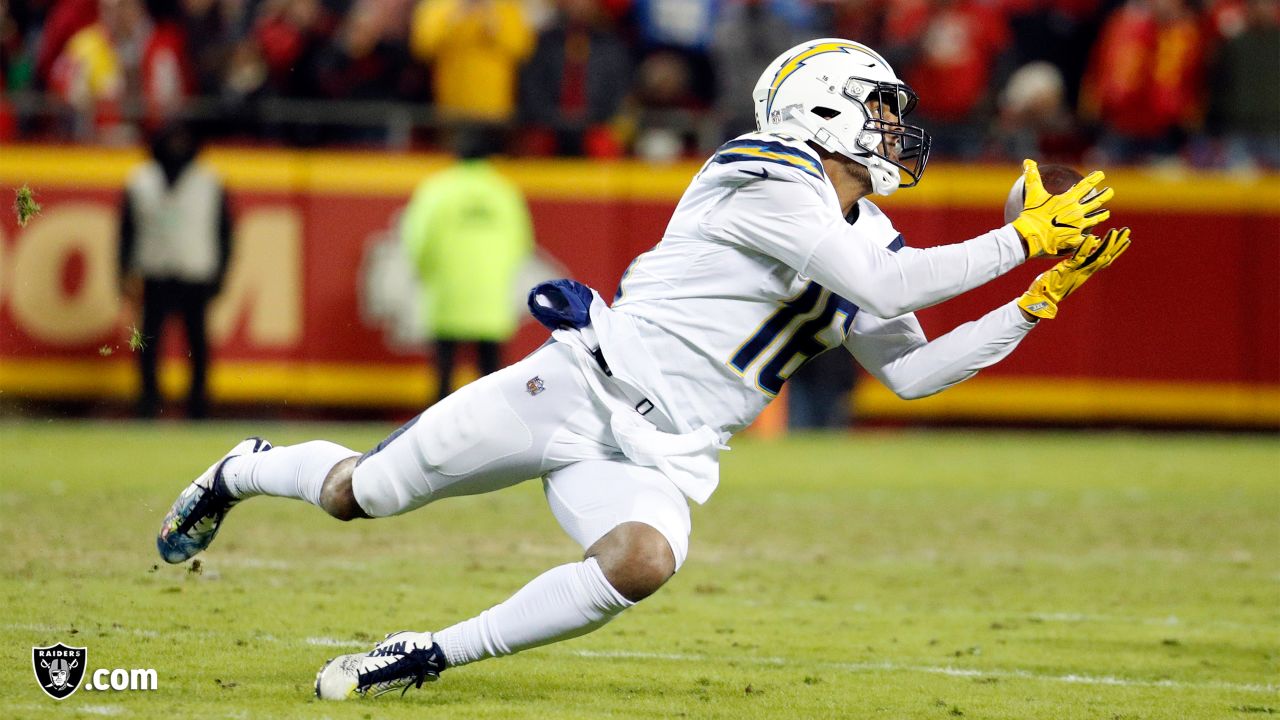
[157, 38, 1129, 699]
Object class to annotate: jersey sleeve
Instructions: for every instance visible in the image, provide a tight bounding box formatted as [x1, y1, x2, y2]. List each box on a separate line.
[697, 167, 837, 274]
[844, 301, 1036, 400]
[700, 173, 1027, 319]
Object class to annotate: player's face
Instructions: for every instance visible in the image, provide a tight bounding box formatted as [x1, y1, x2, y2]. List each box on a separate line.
[865, 98, 902, 163]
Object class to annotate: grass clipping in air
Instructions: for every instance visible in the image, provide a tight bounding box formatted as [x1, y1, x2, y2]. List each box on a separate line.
[13, 185, 41, 227]
[97, 327, 146, 358]
[128, 326, 146, 352]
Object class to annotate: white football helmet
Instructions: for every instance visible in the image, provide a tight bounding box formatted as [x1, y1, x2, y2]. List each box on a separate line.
[752, 38, 931, 196]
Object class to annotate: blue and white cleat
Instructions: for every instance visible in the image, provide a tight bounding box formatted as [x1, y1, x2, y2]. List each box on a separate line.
[315, 631, 447, 700]
[156, 436, 272, 564]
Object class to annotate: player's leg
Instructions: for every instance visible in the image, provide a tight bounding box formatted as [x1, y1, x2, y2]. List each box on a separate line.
[156, 429, 401, 562]
[314, 460, 691, 699]
[157, 341, 603, 561]
[338, 340, 611, 518]
[432, 460, 690, 664]
[156, 435, 280, 563]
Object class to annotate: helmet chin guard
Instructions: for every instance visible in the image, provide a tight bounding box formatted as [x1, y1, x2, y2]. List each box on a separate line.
[752, 39, 931, 197]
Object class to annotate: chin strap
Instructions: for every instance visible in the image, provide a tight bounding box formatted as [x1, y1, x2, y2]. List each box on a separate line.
[867, 161, 900, 197]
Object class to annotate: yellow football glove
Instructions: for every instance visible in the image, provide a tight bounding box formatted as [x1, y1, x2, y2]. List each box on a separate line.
[1011, 159, 1115, 258]
[1018, 227, 1131, 320]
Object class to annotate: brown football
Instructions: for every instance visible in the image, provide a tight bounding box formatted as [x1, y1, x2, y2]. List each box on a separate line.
[1003, 163, 1085, 224]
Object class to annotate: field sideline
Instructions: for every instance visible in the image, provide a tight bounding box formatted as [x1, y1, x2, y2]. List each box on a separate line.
[1, 422, 1276, 719]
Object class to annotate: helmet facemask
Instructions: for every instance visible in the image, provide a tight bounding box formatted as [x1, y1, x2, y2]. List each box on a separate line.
[804, 77, 930, 196]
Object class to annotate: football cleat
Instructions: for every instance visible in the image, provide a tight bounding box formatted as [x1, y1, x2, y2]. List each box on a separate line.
[156, 436, 272, 564]
[315, 631, 447, 700]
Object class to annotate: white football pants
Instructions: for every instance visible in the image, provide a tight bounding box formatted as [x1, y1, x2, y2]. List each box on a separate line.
[351, 341, 692, 569]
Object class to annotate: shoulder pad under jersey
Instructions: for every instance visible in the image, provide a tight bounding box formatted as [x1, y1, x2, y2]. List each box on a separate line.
[852, 198, 906, 250]
[702, 132, 826, 185]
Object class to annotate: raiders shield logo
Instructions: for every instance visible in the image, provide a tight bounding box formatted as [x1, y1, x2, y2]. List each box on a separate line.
[33, 643, 87, 700]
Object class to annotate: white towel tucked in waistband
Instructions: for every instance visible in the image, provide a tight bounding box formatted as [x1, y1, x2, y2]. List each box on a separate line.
[551, 301, 728, 504]
[608, 410, 728, 504]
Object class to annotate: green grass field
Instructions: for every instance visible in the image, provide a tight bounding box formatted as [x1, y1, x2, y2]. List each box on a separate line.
[1, 422, 1277, 719]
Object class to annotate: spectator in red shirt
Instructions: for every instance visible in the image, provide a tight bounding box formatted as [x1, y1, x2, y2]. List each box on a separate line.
[254, 0, 334, 98]
[36, 0, 98, 88]
[141, 0, 198, 127]
[1081, 0, 1207, 163]
[885, 0, 1012, 158]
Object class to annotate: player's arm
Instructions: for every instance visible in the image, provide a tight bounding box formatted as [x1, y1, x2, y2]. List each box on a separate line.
[703, 176, 1026, 318]
[1017, 228, 1131, 320]
[844, 303, 1035, 400]
[846, 228, 1131, 398]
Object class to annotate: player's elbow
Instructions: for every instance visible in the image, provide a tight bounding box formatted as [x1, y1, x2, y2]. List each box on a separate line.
[894, 386, 936, 401]
[860, 294, 915, 320]
[885, 378, 941, 401]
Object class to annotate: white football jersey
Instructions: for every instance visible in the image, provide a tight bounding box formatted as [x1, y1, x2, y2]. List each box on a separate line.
[594, 132, 1032, 444]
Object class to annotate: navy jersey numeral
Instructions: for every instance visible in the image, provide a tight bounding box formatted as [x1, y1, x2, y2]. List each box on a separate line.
[729, 283, 857, 396]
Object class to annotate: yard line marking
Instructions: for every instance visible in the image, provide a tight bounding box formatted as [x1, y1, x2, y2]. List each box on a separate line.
[214, 556, 365, 570]
[305, 637, 369, 648]
[1007, 611, 1266, 632]
[11, 622, 1273, 695]
[77, 705, 125, 716]
[572, 649, 725, 662]
[4, 622, 159, 638]
[212, 557, 295, 570]
[568, 650, 1279, 694]
[776, 603, 1272, 632]
[828, 662, 1280, 694]
[7, 623, 371, 651]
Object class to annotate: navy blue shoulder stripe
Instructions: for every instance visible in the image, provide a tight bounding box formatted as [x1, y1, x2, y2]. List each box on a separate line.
[712, 139, 825, 180]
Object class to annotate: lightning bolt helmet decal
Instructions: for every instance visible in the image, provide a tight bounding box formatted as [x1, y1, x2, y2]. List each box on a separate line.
[765, 41, 889, 118]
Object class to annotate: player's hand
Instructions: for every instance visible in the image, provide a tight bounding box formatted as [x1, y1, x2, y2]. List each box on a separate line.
[1018, 227, 1131, 320]
[1012, 159, 1114, 259]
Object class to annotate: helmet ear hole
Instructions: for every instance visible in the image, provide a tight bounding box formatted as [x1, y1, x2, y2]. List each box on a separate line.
[811, 106, 841, 120]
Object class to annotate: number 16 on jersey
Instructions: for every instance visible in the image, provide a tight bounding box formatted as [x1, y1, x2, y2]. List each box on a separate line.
[728, 282, 858, 397]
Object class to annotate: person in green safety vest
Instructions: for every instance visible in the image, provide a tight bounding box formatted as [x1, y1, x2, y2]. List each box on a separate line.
[400, 127, 535, 401]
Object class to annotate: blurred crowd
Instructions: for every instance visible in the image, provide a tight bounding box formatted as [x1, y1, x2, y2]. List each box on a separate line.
[0, 0, 1277, 167]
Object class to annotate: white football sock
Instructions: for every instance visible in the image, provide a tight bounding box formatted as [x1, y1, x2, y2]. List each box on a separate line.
[221, 441, 358, 507]
[434, 557, 634, 667]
